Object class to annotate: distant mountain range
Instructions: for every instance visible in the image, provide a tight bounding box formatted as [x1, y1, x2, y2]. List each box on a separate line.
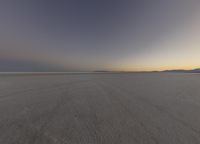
[163, 68, 200, 73]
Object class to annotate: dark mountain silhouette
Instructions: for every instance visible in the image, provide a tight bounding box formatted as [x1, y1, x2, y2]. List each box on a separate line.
[163, 68, 200, 73]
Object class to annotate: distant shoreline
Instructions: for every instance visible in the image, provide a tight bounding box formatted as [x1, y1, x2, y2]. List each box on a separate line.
[0, 70, 200, 76]
[0, 71, 157, 76]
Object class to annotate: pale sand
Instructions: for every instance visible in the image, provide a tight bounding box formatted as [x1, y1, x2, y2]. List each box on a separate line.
[0, 73, 200, 144]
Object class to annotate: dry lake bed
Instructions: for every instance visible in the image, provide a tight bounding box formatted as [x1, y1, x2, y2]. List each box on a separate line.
[1, 73, 200, 144]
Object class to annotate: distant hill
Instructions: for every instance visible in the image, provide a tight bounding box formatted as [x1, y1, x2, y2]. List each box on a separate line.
[163, 68, 200, 73]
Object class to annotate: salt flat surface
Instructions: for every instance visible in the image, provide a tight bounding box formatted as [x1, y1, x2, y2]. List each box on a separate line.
[0, 73, 200, 144]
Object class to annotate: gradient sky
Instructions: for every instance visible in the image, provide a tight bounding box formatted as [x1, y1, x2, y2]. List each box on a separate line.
[0, 0, 200, 71]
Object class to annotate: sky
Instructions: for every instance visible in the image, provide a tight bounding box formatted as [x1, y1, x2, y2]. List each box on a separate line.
[0, 0, 200, 72]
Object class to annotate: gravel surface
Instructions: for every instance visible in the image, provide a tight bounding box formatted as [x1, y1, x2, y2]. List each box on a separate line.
[0, 73, 200, 144]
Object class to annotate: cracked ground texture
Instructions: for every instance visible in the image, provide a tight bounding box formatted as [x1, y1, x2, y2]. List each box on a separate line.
[0, 73, 200, 144]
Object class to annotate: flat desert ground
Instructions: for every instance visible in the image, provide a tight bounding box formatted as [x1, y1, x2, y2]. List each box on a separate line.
[1, 73, 200, 144]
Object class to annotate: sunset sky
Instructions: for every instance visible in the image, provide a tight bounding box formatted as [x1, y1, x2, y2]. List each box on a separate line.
[0, 0, 200, 71]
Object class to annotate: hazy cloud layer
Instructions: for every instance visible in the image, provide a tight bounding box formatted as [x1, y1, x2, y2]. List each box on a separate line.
[0, 0, 200, 71]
